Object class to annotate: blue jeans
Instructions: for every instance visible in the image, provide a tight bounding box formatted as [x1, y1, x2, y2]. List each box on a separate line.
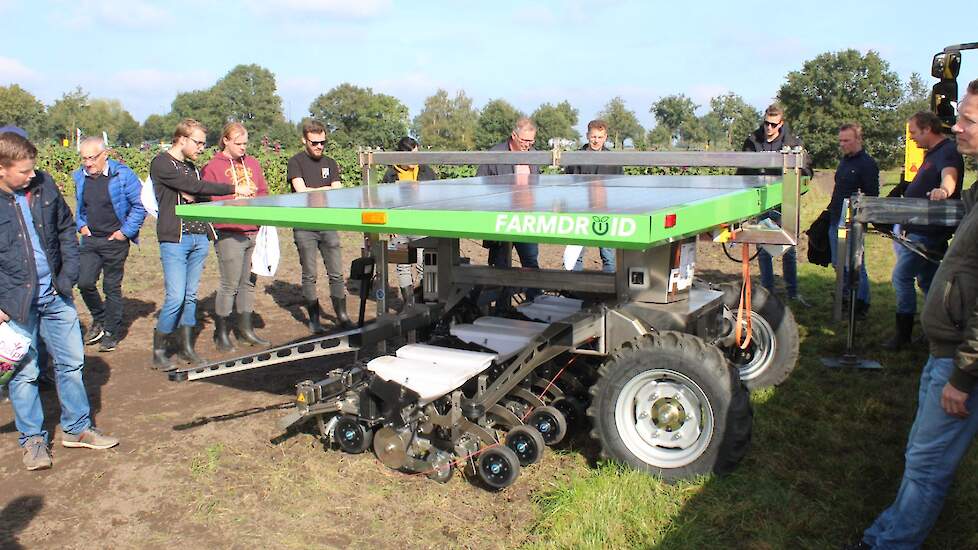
[863, 356, 978, 549]
[573, 247, 616, 273]
[829, 214, 870, 303]
[7, 294, 91, 446]
[892, 232, 948, 315]
[756, 210, 798, 297]
[157, 233, 210, 333]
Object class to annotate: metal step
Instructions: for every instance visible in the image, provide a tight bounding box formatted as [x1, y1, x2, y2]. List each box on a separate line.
[169, 329, 359, 382]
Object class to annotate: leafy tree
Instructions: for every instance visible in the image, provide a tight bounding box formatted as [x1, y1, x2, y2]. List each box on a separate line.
[531, 100, 580, 150]
[706, 92, 761, 150]
[596, 97, 645, 149]
[308, 83, 409, 149]
[778, 49, 904, 167]
[45, 87, 90, 142]
[412, 89, 479, 150]
[142, 113, 173, 143]
[647, 124, 672, 148]
[169, 88, 225, 142]
[0, 84, 46, 140]
[476, 99, 523, 149]
[650, 94, 700, 147]
[210, 64, 288, 139]
[896, 72, 930, 122]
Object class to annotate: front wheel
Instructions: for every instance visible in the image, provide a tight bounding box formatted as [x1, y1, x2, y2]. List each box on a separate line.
[588, 331, 752, 481]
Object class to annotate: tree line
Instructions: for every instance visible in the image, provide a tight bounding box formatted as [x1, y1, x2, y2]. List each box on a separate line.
[1, 50, 929, 169]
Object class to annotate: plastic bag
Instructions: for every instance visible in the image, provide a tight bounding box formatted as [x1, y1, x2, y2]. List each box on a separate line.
[251, 226, 280, 276]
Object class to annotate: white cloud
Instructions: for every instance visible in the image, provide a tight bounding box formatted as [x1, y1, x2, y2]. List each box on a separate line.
[0, 56, 38, 85]
[50, 0, 169, 28]
[246, 0, 391, 19]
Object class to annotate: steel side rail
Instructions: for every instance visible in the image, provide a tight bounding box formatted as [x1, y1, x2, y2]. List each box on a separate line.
[361, 150, 803, 169]
[168, 330, 359, 382]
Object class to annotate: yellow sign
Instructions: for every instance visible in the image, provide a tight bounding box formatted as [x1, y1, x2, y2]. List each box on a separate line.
[904, 123, 925, 182]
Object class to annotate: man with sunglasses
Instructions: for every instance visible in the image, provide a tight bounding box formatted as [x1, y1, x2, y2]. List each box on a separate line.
[476, 118, 541, 299]
[739, 104, 810, 307]
[72, 137, 146, 352]
[286, 119, 353, 333]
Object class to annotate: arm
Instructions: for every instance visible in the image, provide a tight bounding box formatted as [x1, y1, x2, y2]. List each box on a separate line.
[74, 171, 88, 233]
[927, 167, 960, 200]
[118, 168, 147, 240]
[861, 159, 880, 197]
[152, 156, 233, 196]
[944, 301, 978, 417]
[291, 177, 313, 193]
[53, 186, 80, 293]
[381, 167, 396, 183]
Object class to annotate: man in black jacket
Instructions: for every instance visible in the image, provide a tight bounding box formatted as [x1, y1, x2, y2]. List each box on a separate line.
[740, 104, 809, 306]
[0, 131, 118, 470]
[564, 119, 622, 272]
[149, 119, 235, 370]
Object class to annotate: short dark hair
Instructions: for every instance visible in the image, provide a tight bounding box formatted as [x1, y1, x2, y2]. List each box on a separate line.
[395, 136, 419, 152]
[909, 111, 943, 134]
[0, 132, 37, 167]
[764, 104, 784, 118]
[301, 119, 327, 139]
[968, 78, 978, 95]
[839, 122, 863, 140]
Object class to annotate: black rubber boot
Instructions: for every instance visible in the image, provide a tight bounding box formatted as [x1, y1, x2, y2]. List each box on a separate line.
[882, 313, 914, 351]
[399, 285, 415, 312]
[152, 329, 174, 371]
[213, 315, 236, 352]
[331, 296, 355, 329]
[237, 312, 271, 347]
[854, 299, 870, 321]
[175, 325, 206, 366]
[305, 301, 325, 334]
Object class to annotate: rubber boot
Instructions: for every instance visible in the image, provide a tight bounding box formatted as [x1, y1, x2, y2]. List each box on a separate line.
[399, 285, 415, 312]
[152, 329, 174, 371]
[237, 312, 271, 347]
[213, 315, 236, 352]
[882, 313, 914, 351]
[331, 296, 355, 329]
[305, 301, 325, 334]
[175, 325, 206, 366]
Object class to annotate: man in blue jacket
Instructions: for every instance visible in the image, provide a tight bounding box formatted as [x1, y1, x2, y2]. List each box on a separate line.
[0, 131, 119, 471]
[72, 136, 146, 352]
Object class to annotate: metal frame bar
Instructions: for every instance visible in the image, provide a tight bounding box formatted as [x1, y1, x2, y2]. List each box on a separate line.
[359, 150, 806, 170]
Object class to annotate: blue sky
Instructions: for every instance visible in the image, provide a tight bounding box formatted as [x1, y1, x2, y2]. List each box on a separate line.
[1, 0, 973, 132]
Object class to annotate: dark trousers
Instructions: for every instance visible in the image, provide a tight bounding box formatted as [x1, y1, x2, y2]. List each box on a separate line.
[78, 236, 130, 335]
[486, 241, 541, 299]
[294, 229, 346, 302]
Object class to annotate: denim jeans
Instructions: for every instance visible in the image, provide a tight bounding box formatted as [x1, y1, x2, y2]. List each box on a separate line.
[157, 233, 210, 333]
[214, 231, 257, 317]
[755, 210, 798, 297]
[573, 247, 616, 273]
[892, 232, 948, 315]
[294, 229, 345, 302]
[78, 235, 131, 335]
[863, 356, 978, 549]
[7, 294, 91, 446]
[829, 214, 870, 303]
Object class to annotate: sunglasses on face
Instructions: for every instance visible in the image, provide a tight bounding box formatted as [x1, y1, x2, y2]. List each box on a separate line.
[307, 140, 326, 147]
[764, 120, 782, 128]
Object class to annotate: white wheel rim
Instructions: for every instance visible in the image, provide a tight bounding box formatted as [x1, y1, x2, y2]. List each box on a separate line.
[733, 311, 777, 382]
[614, 369, 714, 468]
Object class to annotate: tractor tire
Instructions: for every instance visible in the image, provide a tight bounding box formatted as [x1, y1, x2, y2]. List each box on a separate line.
[588, 331, 752, 481]
[716, 282, 799, 390]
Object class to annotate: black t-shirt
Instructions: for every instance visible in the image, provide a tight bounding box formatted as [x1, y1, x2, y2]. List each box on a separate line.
[83, 173, 121, 237]
[904, 138, 965, 236]
[287, 152, 341, 190]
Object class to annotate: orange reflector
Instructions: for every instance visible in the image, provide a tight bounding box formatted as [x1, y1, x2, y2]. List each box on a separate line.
[361, 211, 387, 224]
[664, 213, 677, 228]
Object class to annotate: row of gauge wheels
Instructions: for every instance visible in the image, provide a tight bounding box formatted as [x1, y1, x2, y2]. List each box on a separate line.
[328, 403, 575, 489]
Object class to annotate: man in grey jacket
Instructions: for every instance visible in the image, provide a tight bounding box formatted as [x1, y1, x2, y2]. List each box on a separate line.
[852, 78, 978, 549]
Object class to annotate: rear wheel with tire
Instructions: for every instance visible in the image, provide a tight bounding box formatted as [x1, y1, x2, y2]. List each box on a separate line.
[588, 331, 752, 481]
[716, 282, 799, 390]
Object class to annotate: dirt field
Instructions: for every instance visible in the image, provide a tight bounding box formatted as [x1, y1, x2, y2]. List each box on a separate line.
[0, 184, 814, 549]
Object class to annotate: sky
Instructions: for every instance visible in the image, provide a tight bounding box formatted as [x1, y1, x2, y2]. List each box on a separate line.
[1, 0, 974, 133]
